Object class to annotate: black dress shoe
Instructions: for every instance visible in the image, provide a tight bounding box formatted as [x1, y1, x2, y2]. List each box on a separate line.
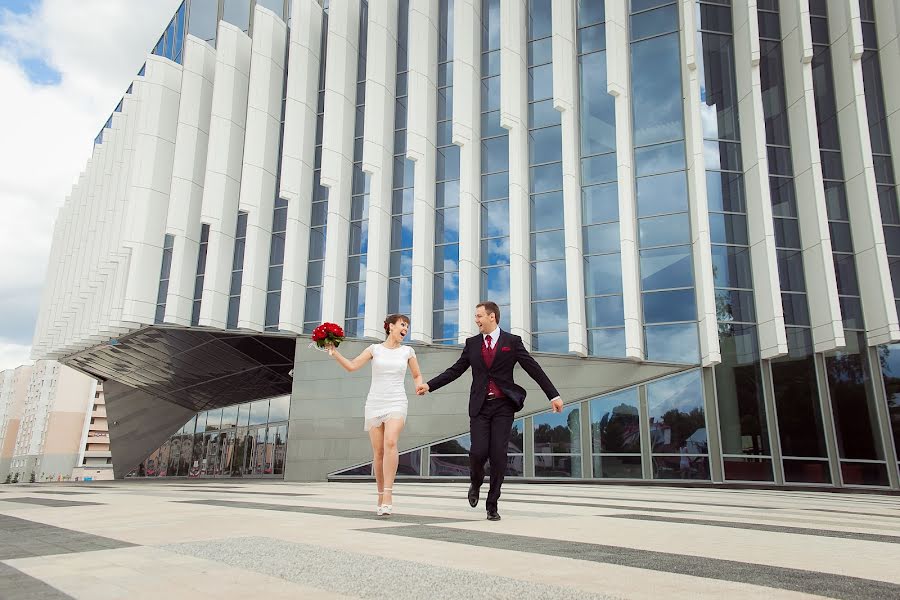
[468, 484, 479, 507]
[486, 509, 501, 521]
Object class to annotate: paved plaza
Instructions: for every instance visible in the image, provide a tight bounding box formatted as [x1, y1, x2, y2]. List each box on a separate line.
[0, 480, 898, 599]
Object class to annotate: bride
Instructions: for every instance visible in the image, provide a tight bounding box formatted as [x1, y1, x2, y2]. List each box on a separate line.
[326, 314, 423, 516]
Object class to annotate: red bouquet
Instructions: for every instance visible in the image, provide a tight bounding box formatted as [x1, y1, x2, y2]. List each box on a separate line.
[311, 322, 345, 350]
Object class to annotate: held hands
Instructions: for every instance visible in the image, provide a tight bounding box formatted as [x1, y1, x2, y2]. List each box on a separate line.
[551, 397, 563, 413]
[416, 383, 429, 395]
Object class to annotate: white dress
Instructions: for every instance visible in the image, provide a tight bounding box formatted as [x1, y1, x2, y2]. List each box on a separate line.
[364, 344, 415, 431]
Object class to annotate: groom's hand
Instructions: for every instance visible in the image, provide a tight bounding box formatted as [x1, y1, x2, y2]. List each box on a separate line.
[416, 383, 430, 395]
[550, 397, 563, 413]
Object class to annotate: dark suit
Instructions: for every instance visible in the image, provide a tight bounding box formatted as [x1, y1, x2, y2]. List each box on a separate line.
[427, 329, 560, 511]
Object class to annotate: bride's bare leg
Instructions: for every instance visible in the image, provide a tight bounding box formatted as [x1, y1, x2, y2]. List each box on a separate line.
[382, 418, 405, 506]
[368, 426, 386, 503]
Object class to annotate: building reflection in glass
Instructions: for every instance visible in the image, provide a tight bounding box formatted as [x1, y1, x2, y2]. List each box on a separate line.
[131, 395, 290, 479]
[647, 370, 709, 480]
[534, 405, 581, 477]
[590, 387, 642, 478]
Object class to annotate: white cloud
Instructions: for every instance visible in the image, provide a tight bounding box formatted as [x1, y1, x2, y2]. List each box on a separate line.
[0, 0, 181, 367]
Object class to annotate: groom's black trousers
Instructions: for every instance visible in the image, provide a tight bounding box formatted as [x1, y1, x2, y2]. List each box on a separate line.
[469, 396, 516, 511]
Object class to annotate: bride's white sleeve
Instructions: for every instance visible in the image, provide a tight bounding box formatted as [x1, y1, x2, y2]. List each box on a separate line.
[407, 346, 416, 360]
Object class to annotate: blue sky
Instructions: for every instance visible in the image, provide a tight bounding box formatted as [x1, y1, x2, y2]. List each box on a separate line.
[0, 0, 181, 370]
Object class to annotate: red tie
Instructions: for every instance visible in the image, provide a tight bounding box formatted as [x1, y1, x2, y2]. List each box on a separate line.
[483, 335, 502, 398]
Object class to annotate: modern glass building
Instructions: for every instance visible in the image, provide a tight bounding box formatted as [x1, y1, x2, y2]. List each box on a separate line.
[33, 0, 900, 490]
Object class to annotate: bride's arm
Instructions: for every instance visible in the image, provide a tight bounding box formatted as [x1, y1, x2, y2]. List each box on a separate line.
[408, 355, 424, 390]
[329, 345, 373, 372]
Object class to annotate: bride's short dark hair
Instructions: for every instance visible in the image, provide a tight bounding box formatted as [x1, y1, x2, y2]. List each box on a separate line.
[384, 314, 410, 337]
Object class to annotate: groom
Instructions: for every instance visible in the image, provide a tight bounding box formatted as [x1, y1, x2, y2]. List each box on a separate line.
[416, 301, 562, 521]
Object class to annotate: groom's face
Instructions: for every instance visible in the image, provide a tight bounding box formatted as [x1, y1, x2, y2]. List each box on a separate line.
[474, 306, 496, 333]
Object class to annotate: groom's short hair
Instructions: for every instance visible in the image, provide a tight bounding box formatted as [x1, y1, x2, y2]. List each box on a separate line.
[477, 301, 500, 325]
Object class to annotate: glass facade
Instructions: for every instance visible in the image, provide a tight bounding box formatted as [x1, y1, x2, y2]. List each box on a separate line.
[191, 224, 211, 326]
[132, 395, 290, 478]
[480, 0, 511, 320]
[527, 0, 567, 353]
[629, 0, 699, 364]
[345, 1, 370, 338]
[578, 2, 624, 358]
[303, 6, 330, 334]
[388, 0, 414, 317]
[155, 234, 175, 324]
[433, 0, 460, 344]
[226, 211, 249, 329]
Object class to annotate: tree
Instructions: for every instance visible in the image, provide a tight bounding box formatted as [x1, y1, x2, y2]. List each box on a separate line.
[29, 472, 35, 483]
[11, 472, 19, 483]
[2, 474, 10, 484]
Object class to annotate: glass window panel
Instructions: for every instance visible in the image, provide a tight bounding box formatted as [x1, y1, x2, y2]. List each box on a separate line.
[781, 292, 810, 327]
[528, 63, 553, 101]
[653, 455, 711, 480]
[528, 38, 552, 66]
[531, 230, 565, 260]
[481, 75, 501, 111]
[630, 4, 678, 40]
[636, 172, 688, 217]
[586, 295, 624, 327]
[777, 249, 806, 292]
[535, 455, 583, 477]
[579, 52, 616, 156]
[529, 98, 561, 129]
[876, 343, 900, 462]
[647, 369, 706, 452]
[482, 172, 509, 201]
[577, 0, 605, 27]
[483, 266, 511, 306]
[482, 238, 510, 266]
[249, 399, 270, 426]
[825, 334, 884, 462]
[437, 145, 460, 181]
[828, 222, 853, 253]
[534, 405, 582, 453]
[588, 327, 626, 357]
[716, 289, 756, 323]
[639, 213, 691, 248]
[533, 332, 569, 353]
[715, 325, 769, 456]
[582, 182, 619, 224]
[578, 24, 607, 54]
[707, 170, 746, 213]
[433, 272, 460, 310]
[585, 253, 623, 296]
[708, 213, 748, 246]
[632, 33, 685, 146]
[531, 162, 564, 193]
[640, 245, 693, 290]
[531, 260, 568, 300]
[482, 50, 501, 77]
[482, 136, 510, 173]
[531, 191, 565, 230]
[591, 388, 640, 453]
[268, 396, 290, 422]
[532, 300, 568, 332]
[481, 199, 510, 238]
[833, 254, 860, 296]
[773, 217, 801, 250]
[583, 222, 620, 255]
[634, 141, 686, 177]
[582, 153, 617, 185]
[529, 126, 562, 165]
[645, 323, 700, 363]
[704, 140, 742, 171]
[187, 0, 218, 42]
[643, 289, 697, 323]
[593, 455, 643, 478]
[710, 245, 753, 289]
[436, 207, 460, 244]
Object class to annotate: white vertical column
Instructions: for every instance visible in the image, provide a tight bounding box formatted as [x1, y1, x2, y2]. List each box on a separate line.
[279, 0, 324, 333]
[827, 0, 900, 346]
[680, 0, 720, 366]
[198, 22, 252, 329]
[501, 0, 531, 345]
[120, 56, 183, 326]
[454, 0, 482, 341]
[781, 1, 844, 353]
[407, 0, 440, 343]
[362, 0, 399, 339]
[553, 0, 586, 356]
[319, 0, 361, 325]
[606, 0, 642, 361]
[164, 37, 217, 326]
[733, 1, 788, 359]
[238, 7, 288, 331]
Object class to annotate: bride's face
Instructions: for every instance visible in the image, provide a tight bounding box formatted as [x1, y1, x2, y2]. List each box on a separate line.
[391, 320, 409, 340]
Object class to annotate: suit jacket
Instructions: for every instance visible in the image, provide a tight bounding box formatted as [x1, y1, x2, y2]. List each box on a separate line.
[426, 330, 560, 418]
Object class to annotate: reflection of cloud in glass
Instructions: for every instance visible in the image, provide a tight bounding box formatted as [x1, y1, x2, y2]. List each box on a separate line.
[647, 369, 704, 416]
[532, 260, 568, 300]
[645, 324, 700, 364]
[579, 51, 616, 156]
[631, 33, 684, 146]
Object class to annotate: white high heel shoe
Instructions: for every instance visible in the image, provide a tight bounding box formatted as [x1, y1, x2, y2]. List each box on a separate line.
[376, 490, 384, 515]
[379, 488, 393, 516]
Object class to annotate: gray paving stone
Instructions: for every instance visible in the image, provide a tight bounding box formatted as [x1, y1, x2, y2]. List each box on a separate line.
[363, 524, 900, 600]
[0, 515, 134, 560]
[164, 536, 620, 600]
[1, 497, 103, 507]
[0, 563, 73, 600]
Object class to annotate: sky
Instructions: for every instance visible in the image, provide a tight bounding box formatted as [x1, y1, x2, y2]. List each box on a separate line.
[0, 0, 182, 371]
